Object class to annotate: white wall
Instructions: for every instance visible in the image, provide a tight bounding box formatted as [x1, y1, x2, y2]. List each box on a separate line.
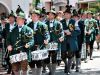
[69, 0, 78, 7]
[12, 0, 29, 18]
[0, 0, 30, 18]
[0, 0, 12, 13]
[78, 0, 96, 2]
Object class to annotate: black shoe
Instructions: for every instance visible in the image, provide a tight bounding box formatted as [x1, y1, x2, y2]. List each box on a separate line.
[76, 69, 79, 72]
[71, 64, 75, 69]
[42, 70, 47, 73]
[97, 46, 99, 50]
[88, 53, 90, 56]
[12, 71, 15, 75]
[66, 72, 70, 75]
[57, 60, 61, 66]
[90, 58, 93, 60]
[7, 70, 11, 74]
[64, 66, 67, 73]
[64, 69, 67, 73]
[84, 59, 88, 63]
[76, 67, 79, 72]
[48, 72, 51, 75]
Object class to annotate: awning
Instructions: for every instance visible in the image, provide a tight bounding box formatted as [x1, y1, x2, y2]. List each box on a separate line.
[78, 0, 96, 3]
[53, 0, 67, 6]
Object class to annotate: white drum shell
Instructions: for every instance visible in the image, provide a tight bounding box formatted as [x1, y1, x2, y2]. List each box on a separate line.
[10, 52, 27, 64]
[46, 42, 58, 51]
[31, 50, 48, 60]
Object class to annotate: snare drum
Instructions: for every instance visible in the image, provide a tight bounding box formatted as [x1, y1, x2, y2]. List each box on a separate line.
[46, 42, 58, 51]
[10, 52, 27, 64]
[31, 50, 48, 61]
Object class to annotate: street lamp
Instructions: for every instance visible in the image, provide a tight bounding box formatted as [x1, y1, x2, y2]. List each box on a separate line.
[67, 0, 69, 5]
[50, 0, 53, 10]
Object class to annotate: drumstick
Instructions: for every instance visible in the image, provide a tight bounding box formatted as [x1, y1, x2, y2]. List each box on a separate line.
[15, 46, 23, 50]
[39, 44, 45, 50]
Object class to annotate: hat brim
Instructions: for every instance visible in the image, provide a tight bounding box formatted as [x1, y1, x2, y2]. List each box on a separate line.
[47, 12, 56, 15]
[31, 11, 40, 16]
[17, 16, 25, 19]
[73, 15, 79, 17]
[8, 15, 16, 18]
[87, 12, 93, 15]
[64, 11, 71, 14]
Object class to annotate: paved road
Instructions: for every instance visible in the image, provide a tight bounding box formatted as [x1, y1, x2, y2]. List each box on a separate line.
[0, 42, 100, 75]
[42, 49, 100, 75]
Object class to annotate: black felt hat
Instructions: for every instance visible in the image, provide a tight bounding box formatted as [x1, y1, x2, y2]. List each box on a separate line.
[64, 5, 72, 14]
[47, 10, 56, 15]
[72, 9, 79, 17]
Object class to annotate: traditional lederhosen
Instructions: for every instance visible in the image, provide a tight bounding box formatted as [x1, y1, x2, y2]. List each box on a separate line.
[27, 21, 49, 68]
[6, 25, 34, 72]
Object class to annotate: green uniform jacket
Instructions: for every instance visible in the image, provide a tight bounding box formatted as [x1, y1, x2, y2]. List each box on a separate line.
[3, 23, 16, 39]
[6, 25, 34, 62]
[84, 18, 98, 41]
[27, 21, 50, 62]
[46, 20, 64, 42]
[27, 21, 50, 46]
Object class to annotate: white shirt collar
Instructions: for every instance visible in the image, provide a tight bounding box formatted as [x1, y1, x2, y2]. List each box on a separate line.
[34, 21, 39, 24]
[1, 24, 5, 29]
[10, 22, 16, 32]
[66, 19, 70, 22]
[18, 25, 24, 32]
[50, 19, 54, 23]
[10, 22, 15, 26]
[75, 20, 79, 26]
[18, 25, 24, 28]
[34, 21, 39, 31]
[66, 19, 69, 26]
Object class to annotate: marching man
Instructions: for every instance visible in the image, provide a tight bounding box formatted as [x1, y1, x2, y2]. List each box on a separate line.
[61, 5, 80, 75]
[6, 12, 34, 75]
[27, 10, 50, 75]
[45, 10, 64, 75]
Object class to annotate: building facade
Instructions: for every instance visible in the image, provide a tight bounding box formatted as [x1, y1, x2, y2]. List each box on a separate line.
[39, 0, 68, 12]
[1, 0, 99, 17]
[40, 0, 78, 11]
[78, 0, 100, 12]
[0, 0, 31, 18]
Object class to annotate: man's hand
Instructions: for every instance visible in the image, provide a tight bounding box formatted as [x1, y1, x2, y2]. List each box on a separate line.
[64, 30, 69, 34]
[44, 40, 48, 45]
[64, 30, 71, 35]
[66, 32, 71, 35]
[86, 32, 90, 35]
[25, 43, 30, 48]
[7, 45, 13, 51]
[59, 37, 64, 42]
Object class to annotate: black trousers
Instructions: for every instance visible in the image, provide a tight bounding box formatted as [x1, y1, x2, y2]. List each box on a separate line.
[5, 56, 12, 74]
[29, 60, 42, 68]
[89, 40, 95, 49]
[75, 42, 83, 58]
[44, 51, 57, 64]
